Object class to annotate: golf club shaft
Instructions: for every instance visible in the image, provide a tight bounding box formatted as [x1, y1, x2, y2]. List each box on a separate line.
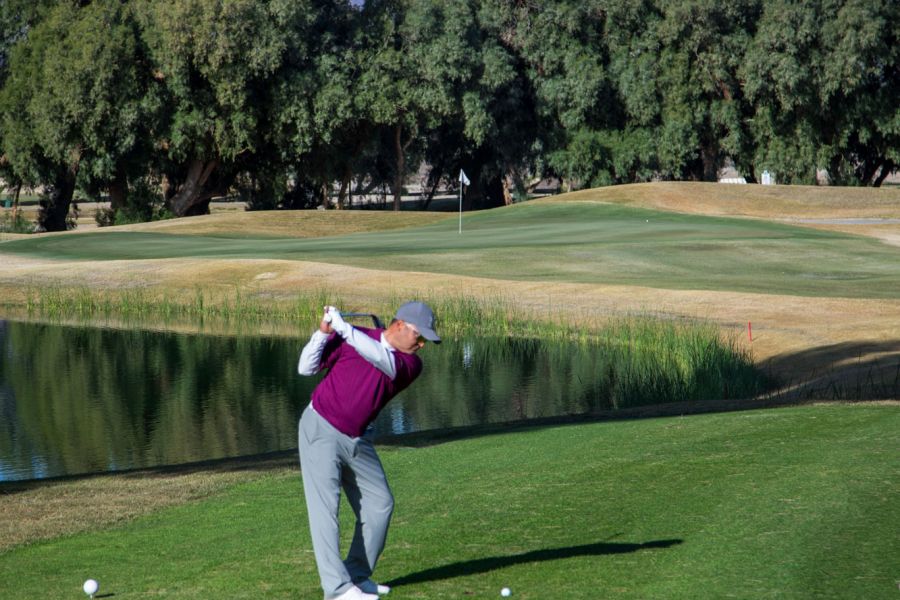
[337, 312, 385, 329]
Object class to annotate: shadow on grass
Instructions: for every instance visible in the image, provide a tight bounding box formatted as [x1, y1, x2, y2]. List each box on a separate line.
[386, 539, 683, 587]
[762, 340, 900, 401]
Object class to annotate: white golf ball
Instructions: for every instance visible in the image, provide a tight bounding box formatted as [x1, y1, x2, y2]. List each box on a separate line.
[83, 579, 99, 596]
[501, 587, 511, 597]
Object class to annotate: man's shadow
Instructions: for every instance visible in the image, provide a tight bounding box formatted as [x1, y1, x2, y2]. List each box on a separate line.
[386, 538, 683, 587]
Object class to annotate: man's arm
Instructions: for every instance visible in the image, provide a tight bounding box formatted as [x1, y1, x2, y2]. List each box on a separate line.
[297, 330, 330, 376]
[325, 307, 397, 379]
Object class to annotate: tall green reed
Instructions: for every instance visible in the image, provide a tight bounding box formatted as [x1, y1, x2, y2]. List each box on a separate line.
[16, 286, 770, 405]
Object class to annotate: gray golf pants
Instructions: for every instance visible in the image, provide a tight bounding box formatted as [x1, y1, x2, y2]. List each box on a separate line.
[299, 405, 394, 599]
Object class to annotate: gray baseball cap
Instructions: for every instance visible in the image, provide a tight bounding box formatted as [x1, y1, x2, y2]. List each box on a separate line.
[395, 301, 441, 343]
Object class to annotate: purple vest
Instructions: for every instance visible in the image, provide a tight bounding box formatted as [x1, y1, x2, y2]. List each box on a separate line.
[311, 327, 423, 437]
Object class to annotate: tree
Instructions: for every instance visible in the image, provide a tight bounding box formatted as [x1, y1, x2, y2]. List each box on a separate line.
[427, 0, 536, 209]
[742, 0, 899, 186]
[352, 0, 531, 211]
[0, 0, 163, 230]
[487, 1, 618, 189]
[0, 0, 58, 210]
[135, 0, 312, 216]
[281, 0, 369, 210]
[1, 4, 82, 230]
[601, 0, 761, 183]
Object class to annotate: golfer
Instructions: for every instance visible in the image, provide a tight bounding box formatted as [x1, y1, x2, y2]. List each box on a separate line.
[297, 302, 440, 600]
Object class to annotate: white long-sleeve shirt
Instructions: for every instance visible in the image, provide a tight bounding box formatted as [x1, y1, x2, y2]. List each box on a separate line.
[298, 311, 397, 379]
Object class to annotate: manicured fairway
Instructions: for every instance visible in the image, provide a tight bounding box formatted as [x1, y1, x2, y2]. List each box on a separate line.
[1, 404, 896, 599]
[3, 202, 898, 298]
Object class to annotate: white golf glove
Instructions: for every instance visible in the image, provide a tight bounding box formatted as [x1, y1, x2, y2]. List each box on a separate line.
[323, 306, 349, 335]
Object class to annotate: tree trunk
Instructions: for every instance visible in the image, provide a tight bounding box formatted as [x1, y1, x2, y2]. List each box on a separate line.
[525, 176, 543, 194]
[161, 173, 176, 203]
[857, 157, 882, 186]
[336, 165, 352, 210]
[827, 155, 844, 186]
[39, 164, 78, 232]
[108, 167, 128, 211]
[502, 174, 514, 206]
[168, 159, 219, 217]
[700, 141, 718, 182]
[393, 124, 404, 211]
[873, 160, 895, 187]
[12, 183, 21, 223]
[420, 168, 443, 210]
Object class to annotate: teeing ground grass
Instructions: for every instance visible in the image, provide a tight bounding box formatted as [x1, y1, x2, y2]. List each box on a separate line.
[3, 201, 899, 299]
[1, 404, 897, 599]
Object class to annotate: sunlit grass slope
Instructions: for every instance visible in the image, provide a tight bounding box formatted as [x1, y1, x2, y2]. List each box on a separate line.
[0, 404, 896, 599]
[549, 181, 900, 219]
[3, 201, 899, 298]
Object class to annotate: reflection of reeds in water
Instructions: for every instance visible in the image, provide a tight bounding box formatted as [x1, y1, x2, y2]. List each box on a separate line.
[21, 286, 767, 406]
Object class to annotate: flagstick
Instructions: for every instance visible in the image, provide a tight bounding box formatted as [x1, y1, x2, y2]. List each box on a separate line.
[458, 169, 468, 234]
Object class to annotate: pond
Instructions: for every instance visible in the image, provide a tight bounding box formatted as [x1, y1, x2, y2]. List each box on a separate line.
[0, 320, 618, 482]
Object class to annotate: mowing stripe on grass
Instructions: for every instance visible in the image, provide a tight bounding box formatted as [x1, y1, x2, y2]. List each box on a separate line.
[3, 203, 899, 298]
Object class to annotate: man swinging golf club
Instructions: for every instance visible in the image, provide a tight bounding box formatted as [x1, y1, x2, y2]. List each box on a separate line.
[297, 302, 440, 600]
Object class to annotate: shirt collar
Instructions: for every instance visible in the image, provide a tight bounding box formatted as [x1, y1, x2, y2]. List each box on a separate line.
[380, 332, 396, 352]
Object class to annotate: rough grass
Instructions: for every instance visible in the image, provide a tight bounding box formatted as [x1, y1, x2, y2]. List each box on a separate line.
[0, 455, 294, 553]
[0, 404, 897, 599]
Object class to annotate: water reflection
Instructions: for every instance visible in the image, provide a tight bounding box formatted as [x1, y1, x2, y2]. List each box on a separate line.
[0, 321, 617, 482]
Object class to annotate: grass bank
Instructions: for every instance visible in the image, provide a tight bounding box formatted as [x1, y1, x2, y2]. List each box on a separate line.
[1, 404, 896, 599]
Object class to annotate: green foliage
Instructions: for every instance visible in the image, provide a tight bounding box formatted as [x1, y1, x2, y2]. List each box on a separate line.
[95, 177, 172, 226]
[741, 0, 899, 185]
[1, 0, 897, 210]
[136, 0, 308, 163]
[0, 208, 31, 233]
[0, 0, 54, 82]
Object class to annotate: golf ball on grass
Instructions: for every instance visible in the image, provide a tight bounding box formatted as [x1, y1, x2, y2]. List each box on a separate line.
[501, 587, 511, 597]
[83, 579, 99, 597]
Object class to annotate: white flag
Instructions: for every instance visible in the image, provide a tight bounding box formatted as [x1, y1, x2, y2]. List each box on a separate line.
[459, 169, 470, 186]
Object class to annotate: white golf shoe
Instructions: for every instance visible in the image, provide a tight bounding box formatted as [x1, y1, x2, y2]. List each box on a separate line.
[356, 579, 391, 595]
[333, 585, 379, 600]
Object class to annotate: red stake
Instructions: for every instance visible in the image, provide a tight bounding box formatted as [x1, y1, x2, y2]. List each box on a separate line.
[748, 321, 753, 342]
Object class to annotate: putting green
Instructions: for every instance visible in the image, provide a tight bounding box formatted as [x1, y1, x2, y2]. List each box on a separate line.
[2, 202, 899, 298]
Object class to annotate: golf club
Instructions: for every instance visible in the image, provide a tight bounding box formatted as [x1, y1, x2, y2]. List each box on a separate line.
[337, 312, 385, 329]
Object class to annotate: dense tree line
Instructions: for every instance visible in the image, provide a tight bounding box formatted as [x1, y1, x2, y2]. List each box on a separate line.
[0, 0, 896, 230]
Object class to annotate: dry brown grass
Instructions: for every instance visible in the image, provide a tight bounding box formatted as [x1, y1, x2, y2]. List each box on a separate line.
[547, 181, 900, 219]
[0, 454, 296, 553]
